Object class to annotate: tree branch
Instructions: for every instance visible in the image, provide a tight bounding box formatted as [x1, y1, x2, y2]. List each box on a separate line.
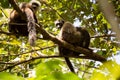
[36, 24, 106, 62]
[0, 55, 98, 72]
[91, 34, 116, 38]
[8, 0, 26, 19]
[0, 30, 12, 35]
[98, 0, 120, 41]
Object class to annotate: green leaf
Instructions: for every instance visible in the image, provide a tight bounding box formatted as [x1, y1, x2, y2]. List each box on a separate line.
[35, 59, 81, 80]
[91, 61, 120, 80]
[35, 59, 62, 77]
[35, 72, 81, 80]
[0, 72, 25, 80]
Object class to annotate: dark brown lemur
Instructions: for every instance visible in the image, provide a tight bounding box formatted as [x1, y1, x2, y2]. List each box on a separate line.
[55, 19, 92, 73]
[8, 0, 40, 46]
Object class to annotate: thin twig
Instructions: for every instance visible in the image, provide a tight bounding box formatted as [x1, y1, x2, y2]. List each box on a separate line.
[0, 7, 8, 18]
[9, 45, 56, 56]
[0, 30, 12, 35]
[0, 55, 93, 71]
[91, 34, 116, 38]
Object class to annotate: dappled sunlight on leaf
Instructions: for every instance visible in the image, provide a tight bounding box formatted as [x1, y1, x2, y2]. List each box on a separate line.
[35, 59, 62, 77]
[0, 72, 25, 80]
[91, 61, 120, 80]
[35, 59, 81, 80]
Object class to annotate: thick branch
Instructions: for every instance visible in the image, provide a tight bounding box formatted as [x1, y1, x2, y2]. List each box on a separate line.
[8, 0, 26, 19]
[98, 0, 120, 41]
[36, 24, 106, 62]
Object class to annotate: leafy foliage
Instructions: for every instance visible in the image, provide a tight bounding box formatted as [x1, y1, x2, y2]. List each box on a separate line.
[0, 0, 120, 80]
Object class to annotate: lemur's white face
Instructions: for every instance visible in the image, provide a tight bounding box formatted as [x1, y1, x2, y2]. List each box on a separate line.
[30, 0, 41, 12]
[54, 20, 60, 28]
[55, 20, 64, 29]
[32, 3, 39, 11]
